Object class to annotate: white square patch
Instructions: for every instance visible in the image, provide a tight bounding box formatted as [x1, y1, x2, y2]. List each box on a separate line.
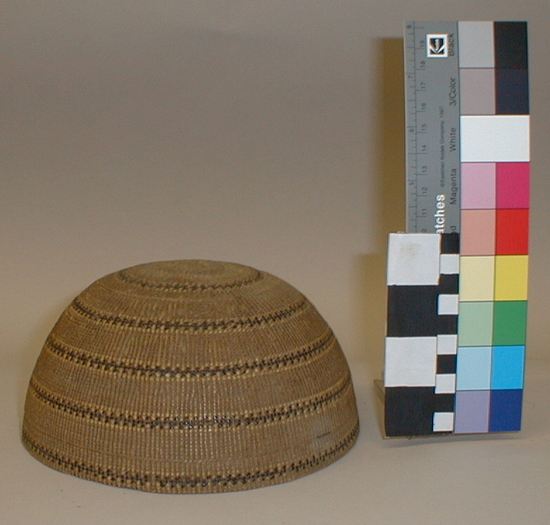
[435, 374, 457, 394]
[433, 412, 455, 432]
[387, 233, 441, 286]
[437, 334, 458, 355]
[384, 337, 437, 387]
[440, 254, 459, 275]
[438, 294, 459, 315]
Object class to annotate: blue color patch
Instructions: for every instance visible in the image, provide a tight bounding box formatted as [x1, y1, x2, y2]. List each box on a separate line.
[489, 389, 523, 432]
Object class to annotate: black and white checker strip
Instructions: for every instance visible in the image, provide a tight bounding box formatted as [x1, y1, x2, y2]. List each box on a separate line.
[384, 232, 460, 437]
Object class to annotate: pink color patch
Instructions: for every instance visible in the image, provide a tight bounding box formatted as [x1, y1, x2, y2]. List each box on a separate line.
[461, 163, 496, 209]
[496, 163, 530, 209]
[461, 209, 496, 255]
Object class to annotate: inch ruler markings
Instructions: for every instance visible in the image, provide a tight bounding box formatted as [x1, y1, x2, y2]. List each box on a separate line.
[405, 22, 460, 234]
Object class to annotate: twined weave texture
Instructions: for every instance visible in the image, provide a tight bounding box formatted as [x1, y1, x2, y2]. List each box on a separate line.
[23, 260, 359, 493]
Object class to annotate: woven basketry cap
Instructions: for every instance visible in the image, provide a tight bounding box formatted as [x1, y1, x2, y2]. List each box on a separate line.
[22, 260, 359, 493]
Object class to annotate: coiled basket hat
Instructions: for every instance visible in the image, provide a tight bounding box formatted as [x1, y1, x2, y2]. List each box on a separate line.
[23, 260, 359, 493]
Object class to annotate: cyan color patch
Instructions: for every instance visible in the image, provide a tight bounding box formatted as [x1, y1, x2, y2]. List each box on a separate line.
[491, 346, 525, 389]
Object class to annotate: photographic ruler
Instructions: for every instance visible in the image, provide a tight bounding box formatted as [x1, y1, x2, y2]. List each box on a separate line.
[404, 21, 460, 234]
[384, 21, 530, 437]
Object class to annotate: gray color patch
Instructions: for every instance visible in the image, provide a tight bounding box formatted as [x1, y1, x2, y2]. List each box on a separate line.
[460, 68, 495, 115]
[458, 21, 494, 68]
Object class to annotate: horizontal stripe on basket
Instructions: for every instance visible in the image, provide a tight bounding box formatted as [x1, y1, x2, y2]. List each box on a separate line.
[117, 268, 263, 291]
[29, 373, 353, 429]
[70, 297, 308, 332]
[45, 329, 336, 378]
[22, 421, 359, 490]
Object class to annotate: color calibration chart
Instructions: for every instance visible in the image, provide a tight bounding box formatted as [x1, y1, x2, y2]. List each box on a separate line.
[384, 22, 530, 437]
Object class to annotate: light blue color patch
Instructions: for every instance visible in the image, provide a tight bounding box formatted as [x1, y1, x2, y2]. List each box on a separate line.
[456, 346, 492, 390]
[492, 346, 525, 389]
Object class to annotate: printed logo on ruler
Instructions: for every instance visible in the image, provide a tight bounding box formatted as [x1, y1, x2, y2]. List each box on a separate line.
[427, 34, 449, 57]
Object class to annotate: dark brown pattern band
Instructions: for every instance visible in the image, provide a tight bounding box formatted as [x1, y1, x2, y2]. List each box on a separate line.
[22, 422, 359, 491]
[29, 373, 352, 429]
[45, 329, 335, 378]
[70, 297, 308, 332]
[116, 268, 263, 292]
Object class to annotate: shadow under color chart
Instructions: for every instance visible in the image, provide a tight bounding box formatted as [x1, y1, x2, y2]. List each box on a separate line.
[384, 22, 529, 437]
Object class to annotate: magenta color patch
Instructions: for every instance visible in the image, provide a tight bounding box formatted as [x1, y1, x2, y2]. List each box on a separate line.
[461, 163, 496, 209]
[496, 163, 530, 209]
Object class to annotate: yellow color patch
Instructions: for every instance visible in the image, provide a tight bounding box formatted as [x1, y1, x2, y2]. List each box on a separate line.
[494, 255, 529, 301]
[459, 256, 495, 302]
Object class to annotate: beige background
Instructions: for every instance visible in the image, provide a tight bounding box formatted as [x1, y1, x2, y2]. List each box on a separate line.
[2, 1, 549, 524]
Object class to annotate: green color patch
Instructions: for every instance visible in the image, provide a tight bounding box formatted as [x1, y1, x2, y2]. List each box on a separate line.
[493, 301, 528, 346]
